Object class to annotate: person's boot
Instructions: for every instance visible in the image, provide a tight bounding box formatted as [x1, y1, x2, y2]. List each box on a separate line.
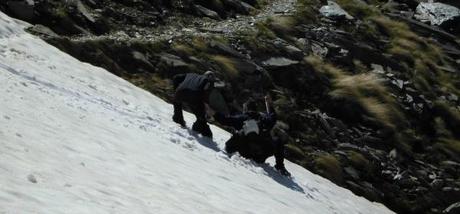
[172, 114, 185, 127]
[192, 121, 212, 138]
[275, 164, 291, 177]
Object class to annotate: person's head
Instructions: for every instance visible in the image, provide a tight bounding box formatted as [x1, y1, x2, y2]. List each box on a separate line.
[204, 70, 216, 82]
[243, 98, 258, 113]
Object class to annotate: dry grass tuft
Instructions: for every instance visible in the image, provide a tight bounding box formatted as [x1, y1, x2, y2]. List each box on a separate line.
[211, 55, 239, 78]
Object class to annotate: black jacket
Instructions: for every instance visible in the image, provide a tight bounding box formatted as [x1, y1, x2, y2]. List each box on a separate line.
[214, 107, 277, 134]
[173, 73, 213, 92]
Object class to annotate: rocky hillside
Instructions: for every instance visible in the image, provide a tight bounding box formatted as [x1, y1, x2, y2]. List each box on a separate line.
[2, 0, 459, 213]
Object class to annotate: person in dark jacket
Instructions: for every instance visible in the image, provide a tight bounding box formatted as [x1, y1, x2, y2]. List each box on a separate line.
[172, 71, 216, 137]
[214, 95, 290, 176]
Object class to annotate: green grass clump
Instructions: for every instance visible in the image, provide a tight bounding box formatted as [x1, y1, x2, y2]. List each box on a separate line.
[268, 16, 297, 36]
[295, 0, 321, 24]
[315, 153, 343, 183]
[433, 101, 460, 138]
[211, 55, 239, 78]
[304, 56, 404, 129]
[172, 43, 196, 56]
[347, 151, 370, 171]
[254, 21, 277, 40]
[336, 0, 379, 19]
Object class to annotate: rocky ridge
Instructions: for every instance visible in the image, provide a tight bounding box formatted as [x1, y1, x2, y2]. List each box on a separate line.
[1, 0, 460, 213]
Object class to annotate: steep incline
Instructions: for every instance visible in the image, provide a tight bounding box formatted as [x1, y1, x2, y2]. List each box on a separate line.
[68, 0, 297, 42]
[0, 12, 392, 214]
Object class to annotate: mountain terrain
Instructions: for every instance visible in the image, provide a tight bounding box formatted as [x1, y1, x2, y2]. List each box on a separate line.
[1, 0, 460, 213]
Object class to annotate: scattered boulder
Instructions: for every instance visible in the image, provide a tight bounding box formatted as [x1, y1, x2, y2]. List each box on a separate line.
[344, 166, 360, 180]
[272, 39, 304, 59]
[210, 41, 245, 58]
[158, 53, 188, 69]
[414, 2, 460, 32]
[444, 201, 460, 214]
[75, 0, 96, 24]
[131, 51, 154, 71]
[194, 5, 221, 20]
[26, 24, 59, 38]
[262, 57, 299, 67]
[319, 1, 354, 21]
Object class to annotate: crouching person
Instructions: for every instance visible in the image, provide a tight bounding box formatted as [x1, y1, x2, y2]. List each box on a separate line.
[214, 95, 291, 176]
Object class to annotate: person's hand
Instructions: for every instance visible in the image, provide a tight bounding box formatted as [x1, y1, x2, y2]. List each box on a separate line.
[264, 95, 272, 104]
[205, 104, 216, 117]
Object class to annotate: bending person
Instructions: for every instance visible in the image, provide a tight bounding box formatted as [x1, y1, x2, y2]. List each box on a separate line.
[172, 71, 216, 138]
[214, 95, 290, 176]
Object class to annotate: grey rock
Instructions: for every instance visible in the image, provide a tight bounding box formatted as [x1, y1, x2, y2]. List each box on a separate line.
[441, 160, 460, 167]
[327, 117, 347, 130]
[371, 64, 385, 74]
[416, 169, 428, 178]
[444, 202, 460, 214]
[431, 179, 444, 189]
[262, 57, 299, 67]
[158, 53, 188, 68]
[334, 150, 348, 157]
[239, 1, 255, 13]
[27, 25, 59, 37]
[344, 166, 360, 180]
[415, 186, 428, 192]
[358, 135, 384, 144]
[392, 79, 404, 89]
[318, 113, 335, 137]
[414, 2, 460, 26]
[132, 51, 154, 68]
[284, 45, 304, 58]
[229, 58, 261, 75]
[443, 187, 460, 192]
[406, 94, 414, 103]
[195, 5, 221, 20]
[210, 41, 245, 58]
[389, 149, 397, 160]
[319, 1, 354, 20]
[311, 42, 328, 58]
[338, 143, 361, 151]
[272, 38, 303, 58]
[76, 0, 96, 23]
[448, 94, 458, 102]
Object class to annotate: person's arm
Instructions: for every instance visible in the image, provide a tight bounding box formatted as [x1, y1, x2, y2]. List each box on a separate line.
[261, 95, 277, 130]
[172, 74, 186, 90]
[264, 95, 276, 115]
[214, 112, 247, 129]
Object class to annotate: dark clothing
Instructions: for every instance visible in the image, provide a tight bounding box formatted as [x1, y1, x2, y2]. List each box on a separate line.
[172, 73, 213, 137]
[173, 73, 213, 94]
[225, 131, 286, 166]
[215, 108, 286, 168]
[214, 109, 276, 132]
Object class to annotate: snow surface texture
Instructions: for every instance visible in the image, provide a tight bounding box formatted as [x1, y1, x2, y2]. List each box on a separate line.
[0, 12, 393, 214]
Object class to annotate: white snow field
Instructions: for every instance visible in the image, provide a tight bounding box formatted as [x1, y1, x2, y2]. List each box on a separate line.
[0, 12, 393, 214]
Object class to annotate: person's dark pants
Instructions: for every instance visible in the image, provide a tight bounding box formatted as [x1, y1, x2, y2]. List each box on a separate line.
[173, 89, 211, 136]
[225, 133, 285, 166]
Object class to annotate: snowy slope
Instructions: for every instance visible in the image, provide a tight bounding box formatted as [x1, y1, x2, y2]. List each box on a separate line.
[0, 12, 393, 214]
